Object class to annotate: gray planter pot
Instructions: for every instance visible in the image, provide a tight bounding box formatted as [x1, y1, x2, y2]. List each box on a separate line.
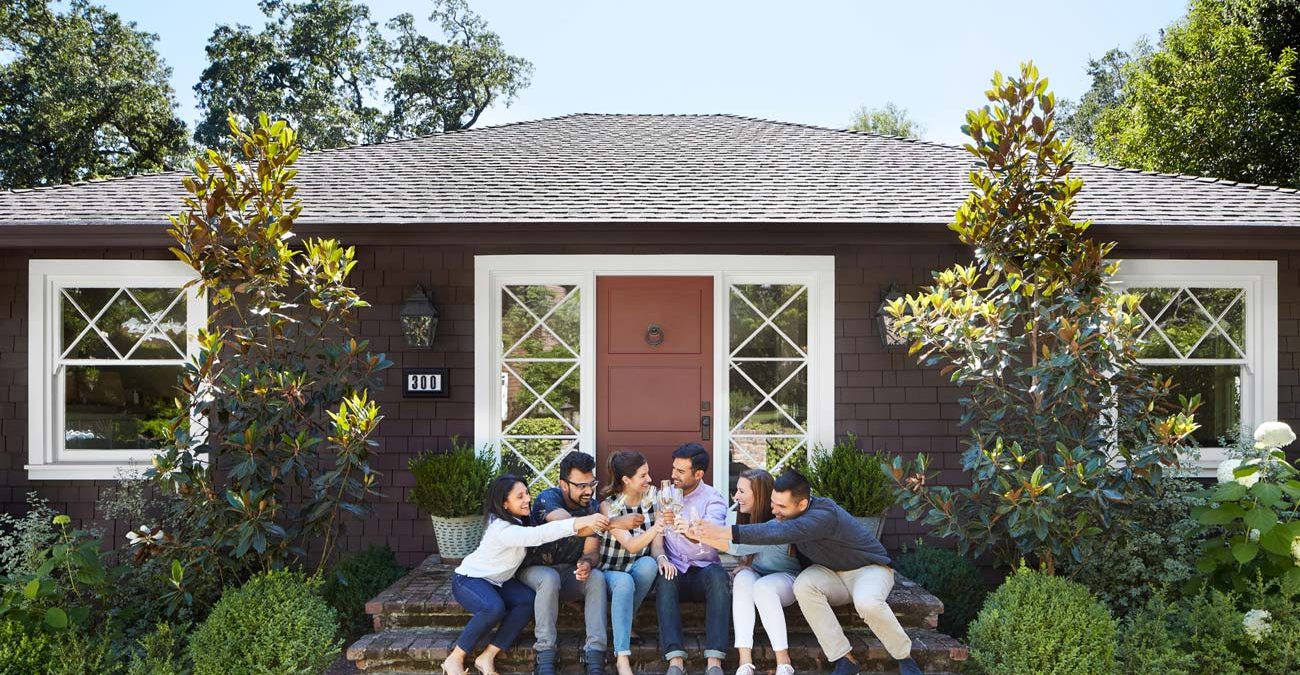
[429, 513, 486, 561]
[855, 514, 887, 540]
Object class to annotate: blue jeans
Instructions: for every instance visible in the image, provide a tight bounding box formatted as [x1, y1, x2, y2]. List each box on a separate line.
[655, 563, 731, 661]
[451, 573, 536, 653]
[604, 556, 658, 657]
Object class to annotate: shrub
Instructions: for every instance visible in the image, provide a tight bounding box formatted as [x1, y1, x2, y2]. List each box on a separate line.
[148, 114, 391, 583]
[1117, 576, 1300, 675]
[321, 545, 406, 639]
[0, 493, 64, 579]
[804, 435, 893, 517]
[1191, 422, 1300, 593]
[967, 565, 1116, 675]
[127, 622, 192, 675]
[892, 542, 985, 637]
[1114, 592, 1197, 675]
[1061, 477, 1204, 615]
[189, 571, 340, 675]
[886, 62, 1199, 573]
[409, 437, 496, 518]
[0, 512, 119, 634]
[46, 626, 119, 675]
[0, 618, 52, 675]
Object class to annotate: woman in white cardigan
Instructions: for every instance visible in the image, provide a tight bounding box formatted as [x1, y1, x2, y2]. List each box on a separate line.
[442, 474, 609, 675]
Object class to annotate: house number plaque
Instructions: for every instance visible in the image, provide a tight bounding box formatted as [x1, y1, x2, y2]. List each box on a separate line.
[403, 368, 450, 398]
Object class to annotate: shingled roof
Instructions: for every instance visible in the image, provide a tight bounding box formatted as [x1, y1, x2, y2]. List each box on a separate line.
[1, 113, 1298, 228]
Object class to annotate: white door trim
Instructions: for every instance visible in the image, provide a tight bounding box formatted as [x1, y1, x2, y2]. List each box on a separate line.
[474, 254, 835, 489]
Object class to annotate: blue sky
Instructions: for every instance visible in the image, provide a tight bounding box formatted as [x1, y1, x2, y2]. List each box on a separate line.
[103, 0, 1189, 145]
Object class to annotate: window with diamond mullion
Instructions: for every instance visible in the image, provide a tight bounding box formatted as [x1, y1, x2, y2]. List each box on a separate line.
[1133, 286, 1248, 447]
[58, 286, 190, 451]
[499, 284, 582, 491]
[728, 283, 810, 475]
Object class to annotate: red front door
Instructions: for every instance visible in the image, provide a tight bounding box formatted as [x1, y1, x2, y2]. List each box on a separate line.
[596, 276, 713, 484]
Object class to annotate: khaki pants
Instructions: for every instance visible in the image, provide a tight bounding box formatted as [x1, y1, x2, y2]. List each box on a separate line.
[793, 564, 912, 661]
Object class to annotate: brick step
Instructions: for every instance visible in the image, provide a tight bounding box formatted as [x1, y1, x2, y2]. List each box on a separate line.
[346, 628, 968, 674]
[368, 558, 942, 633]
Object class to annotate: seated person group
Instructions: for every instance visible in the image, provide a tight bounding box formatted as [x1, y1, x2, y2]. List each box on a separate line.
[442, 444, 923, 675]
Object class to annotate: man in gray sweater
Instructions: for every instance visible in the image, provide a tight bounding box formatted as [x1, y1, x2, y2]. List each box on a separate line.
[692, 469, 922, 675]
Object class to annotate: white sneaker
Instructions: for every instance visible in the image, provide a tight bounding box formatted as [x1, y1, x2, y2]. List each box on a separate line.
[735, 664, 756, 675]
[775, 665, 796, 675]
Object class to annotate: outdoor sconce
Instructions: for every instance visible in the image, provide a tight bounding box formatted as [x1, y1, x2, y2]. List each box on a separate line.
[400, 285, 439, 349]
[877, 283, 908, 349]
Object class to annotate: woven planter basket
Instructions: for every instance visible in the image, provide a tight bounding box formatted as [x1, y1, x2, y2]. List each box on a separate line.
[430, 514, 486, 561]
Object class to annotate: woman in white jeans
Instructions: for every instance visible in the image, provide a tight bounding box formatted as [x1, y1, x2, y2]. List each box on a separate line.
[729, 468, 802, 675]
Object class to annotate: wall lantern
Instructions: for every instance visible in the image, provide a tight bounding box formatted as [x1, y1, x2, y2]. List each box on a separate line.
[877, 283, 908, 349]
[400, 286, 439, 349]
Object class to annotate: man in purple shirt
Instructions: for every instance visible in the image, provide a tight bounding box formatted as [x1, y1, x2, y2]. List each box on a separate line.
[653, 443, 730, 675]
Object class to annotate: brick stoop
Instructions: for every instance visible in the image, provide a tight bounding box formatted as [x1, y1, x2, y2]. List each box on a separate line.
[365, 556, 945, 632]
[346, 628, 968, 675]
[348, 555, 968, 674]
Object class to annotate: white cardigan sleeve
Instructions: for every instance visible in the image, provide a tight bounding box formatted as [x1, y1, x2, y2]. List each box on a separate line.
[492, 517, 577, 548]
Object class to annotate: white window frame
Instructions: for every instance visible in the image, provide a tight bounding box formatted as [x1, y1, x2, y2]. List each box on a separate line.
[1111, 259, 1278, 475]
[27, 260, 205, 480]
[474, 255, 835, 490]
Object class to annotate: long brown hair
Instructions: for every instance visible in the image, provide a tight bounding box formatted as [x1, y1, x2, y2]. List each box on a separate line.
[736, 468, 775, 525]
[602, 450, 647, 501]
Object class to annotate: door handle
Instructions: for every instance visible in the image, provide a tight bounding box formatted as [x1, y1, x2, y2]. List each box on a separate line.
[700, 415, 712, 441]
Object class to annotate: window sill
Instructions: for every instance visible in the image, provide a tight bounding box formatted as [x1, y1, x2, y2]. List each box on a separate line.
[25, 463, 146, 481]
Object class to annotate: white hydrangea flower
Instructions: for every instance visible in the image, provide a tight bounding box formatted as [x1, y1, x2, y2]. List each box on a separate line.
[1254, 421, 1296, 449]
[1243, 609, 1272, 642]
[1217, 458, 1261, 488]
[1292, 537, 1300, 566]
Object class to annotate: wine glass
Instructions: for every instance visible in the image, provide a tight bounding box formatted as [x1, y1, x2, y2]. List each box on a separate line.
[657, 484, 675, 526]
[641, 485, 657, 512]
[686, 506, 706, 554]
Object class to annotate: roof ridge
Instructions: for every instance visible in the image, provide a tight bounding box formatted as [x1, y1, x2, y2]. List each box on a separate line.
[0, 114, 599, 195]
[4, 166, 191, 195]
[5, 113, 1300, 204]
[1073, 159, 1300, 193]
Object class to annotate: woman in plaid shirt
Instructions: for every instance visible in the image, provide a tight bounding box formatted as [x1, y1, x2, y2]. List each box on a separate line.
[595, 451, 664, 675]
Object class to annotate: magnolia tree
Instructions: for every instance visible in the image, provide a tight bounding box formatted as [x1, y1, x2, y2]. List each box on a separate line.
[141, 115, 391, 591]
[885, 63, 1199, 574]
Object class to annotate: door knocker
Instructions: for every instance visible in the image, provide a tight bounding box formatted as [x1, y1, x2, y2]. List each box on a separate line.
[645, 323, 665, 348]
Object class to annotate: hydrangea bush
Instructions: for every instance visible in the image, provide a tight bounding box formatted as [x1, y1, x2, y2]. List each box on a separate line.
[1192, 421, 1300, 592]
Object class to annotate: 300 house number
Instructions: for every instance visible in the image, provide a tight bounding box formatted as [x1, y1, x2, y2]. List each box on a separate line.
[408, 373, 441, 391]
[402, 368, 449, 398]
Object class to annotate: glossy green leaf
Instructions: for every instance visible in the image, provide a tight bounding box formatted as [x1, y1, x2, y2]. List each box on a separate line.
[1197, 503, 1245, 525]
[1231, 541, 1259, 565]
[44, 607, 68, 630]
[1243, 507, 1278, 534]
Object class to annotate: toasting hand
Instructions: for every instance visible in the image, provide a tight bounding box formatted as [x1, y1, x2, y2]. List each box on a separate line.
[609, 513, 645, 530]
[689, 520, 732, 551]
[575, 513, 610, 533]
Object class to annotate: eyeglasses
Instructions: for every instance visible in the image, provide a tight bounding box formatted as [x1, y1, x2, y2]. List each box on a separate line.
[562, 479, 600, 490]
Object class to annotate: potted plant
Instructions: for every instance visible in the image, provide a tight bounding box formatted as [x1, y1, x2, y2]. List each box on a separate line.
[408, 437, 496, 561]
[804, 435, 895, 538]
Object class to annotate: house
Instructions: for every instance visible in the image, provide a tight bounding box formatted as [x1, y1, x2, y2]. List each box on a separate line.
[0, 114, 1296, 567]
